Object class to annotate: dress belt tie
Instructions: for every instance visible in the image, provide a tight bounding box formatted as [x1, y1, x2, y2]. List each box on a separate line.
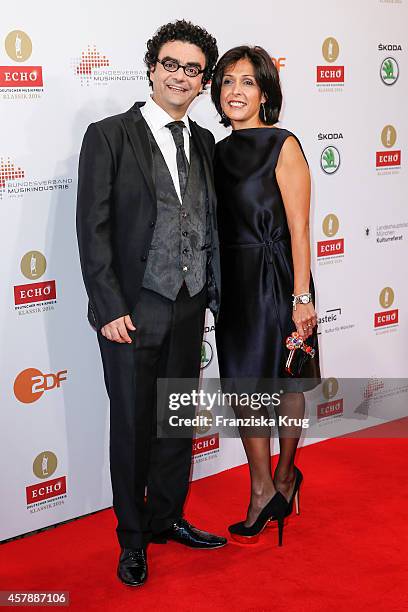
[221, 237, 290, 340]
[221, 237, 290, 264]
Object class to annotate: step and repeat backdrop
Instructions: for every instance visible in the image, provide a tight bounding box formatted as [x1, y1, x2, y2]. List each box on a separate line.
[1, 0, 407, 541]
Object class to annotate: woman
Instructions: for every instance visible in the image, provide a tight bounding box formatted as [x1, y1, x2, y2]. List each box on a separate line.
[211, 46, 321, 546]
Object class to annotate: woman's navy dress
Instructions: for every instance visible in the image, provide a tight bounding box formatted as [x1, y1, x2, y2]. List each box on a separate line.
[214, 127, 320, 390]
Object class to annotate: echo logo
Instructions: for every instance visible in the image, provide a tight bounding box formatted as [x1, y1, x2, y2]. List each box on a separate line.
[317, 378, 343, 419]
[317, 37, 344, 85]
[14, 280, 56, 305]
[317, 214, 344, 258]
[374, 287, 398, 329]
[0, 67, 43, 87]
[14, 368, 67, 404]
[26, 476, 67, 505]
[1, 31, 44, 92]
[317, 399, 343, 419]
[376, 125, 401, 170]
[192, 433, 219, 456]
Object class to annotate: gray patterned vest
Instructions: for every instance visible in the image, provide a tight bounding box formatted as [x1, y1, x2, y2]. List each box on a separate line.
[142, 125, 208, 300]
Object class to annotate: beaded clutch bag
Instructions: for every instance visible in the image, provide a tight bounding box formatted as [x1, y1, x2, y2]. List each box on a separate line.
[284, 331, 316, 377]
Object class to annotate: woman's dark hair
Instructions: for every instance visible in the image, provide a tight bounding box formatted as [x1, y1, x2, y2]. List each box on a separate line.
[211, 45, 282, 127]
[144, 20, 218, 88]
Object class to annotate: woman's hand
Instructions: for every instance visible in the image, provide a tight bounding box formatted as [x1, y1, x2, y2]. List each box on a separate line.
[292, 302, 317, 340]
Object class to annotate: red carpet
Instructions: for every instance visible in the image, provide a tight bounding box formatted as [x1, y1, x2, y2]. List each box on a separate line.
[1, 422, 408, 611]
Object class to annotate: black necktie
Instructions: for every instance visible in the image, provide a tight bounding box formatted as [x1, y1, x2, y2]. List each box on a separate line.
[166, 121, 189, 200]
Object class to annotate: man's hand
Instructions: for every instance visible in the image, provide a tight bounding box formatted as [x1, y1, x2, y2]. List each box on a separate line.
[101, 315, 136, 343]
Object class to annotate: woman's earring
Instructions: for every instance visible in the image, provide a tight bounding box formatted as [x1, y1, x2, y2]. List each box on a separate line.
[260, 103, 267, 123]
[221, 111, 227, 120]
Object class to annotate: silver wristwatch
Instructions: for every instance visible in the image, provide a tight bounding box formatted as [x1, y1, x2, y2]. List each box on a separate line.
[292, 292, 312, 310]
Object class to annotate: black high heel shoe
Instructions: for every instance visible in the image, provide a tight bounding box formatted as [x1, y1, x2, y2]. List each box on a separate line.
[267, 466, 303, 526]
[228, 491, 289, 546]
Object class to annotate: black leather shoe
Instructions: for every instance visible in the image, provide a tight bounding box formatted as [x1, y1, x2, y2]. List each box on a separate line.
[117, 548, 147, 586]
[156, 518, 227, 549]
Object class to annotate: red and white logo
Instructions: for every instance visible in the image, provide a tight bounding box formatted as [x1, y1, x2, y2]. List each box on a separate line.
[376, 125, 401, 170]
[374, 287, 398, 329]
[73, 45, 111, 85]
[26, 476, 67, 505]
[0, 158, 25, 189]
[317, 213, 344, 260]
[317, 66, 344, 83]
[317, 239, 344, 257]
[75, 45, 110, 76]
[318, 378, 343, 420]
[374, 310, 398, 328]
[376, 151, 401, 168]
[14, 251, 58, 313]
[1, 31, 44, 94]
[0, 66, 43, 87]
[14, 280, 56, 305]
[317, 37, 344, 87]
[192, 433, 219, 456]
[72, 44, 147, 87]
[317, 399, 344, 419]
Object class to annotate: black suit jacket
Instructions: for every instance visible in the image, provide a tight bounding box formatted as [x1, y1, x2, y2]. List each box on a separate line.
[76, 101, 221, 330]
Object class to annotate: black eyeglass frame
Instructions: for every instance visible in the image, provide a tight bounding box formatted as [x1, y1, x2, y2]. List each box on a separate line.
[156, 57, 205, 78]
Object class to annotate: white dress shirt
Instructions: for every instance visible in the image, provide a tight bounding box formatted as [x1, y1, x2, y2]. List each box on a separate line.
[140, 95, 190, 203]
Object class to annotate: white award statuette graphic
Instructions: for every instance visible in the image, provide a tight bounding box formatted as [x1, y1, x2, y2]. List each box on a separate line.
[30, 253, 37, 277]
[42, 454, 49, 476]
[328, 38, 334, 61]
[15, 33, 22, 59]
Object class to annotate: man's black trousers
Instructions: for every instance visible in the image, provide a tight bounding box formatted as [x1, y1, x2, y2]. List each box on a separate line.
[97, 283, 207, 548]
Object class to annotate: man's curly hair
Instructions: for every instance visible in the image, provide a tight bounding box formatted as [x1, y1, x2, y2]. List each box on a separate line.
[144, 20, 218, 88]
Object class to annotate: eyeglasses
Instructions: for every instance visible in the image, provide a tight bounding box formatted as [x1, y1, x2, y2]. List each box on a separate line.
[157, 58, 204, 78]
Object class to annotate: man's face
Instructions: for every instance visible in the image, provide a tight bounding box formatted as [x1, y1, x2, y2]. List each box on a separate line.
[150, 40, 206, 117]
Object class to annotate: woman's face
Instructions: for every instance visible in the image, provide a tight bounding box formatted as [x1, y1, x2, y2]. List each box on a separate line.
[220, 57, 266, 129]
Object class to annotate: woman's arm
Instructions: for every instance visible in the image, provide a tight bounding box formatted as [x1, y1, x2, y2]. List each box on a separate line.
[275, 136, 317, 339]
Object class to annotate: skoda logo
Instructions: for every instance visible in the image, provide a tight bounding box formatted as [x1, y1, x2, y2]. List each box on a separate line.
[320, 146, 340, 175]
[200, 340, 213, 369]
[380, 57, 399, 86]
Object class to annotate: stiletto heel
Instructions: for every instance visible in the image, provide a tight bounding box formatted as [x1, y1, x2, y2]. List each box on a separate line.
[228, 491, 288, 545]
[285, 466, 302, 517]
[277, 516, 284, 546]
[294, 490, 300, 515]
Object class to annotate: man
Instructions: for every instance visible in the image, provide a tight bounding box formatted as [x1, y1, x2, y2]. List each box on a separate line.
[76, 20, 225, 587]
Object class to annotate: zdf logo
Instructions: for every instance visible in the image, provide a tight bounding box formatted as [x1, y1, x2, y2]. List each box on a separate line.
[271, 57, 286, 72]
[14, 368, 67, 404]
